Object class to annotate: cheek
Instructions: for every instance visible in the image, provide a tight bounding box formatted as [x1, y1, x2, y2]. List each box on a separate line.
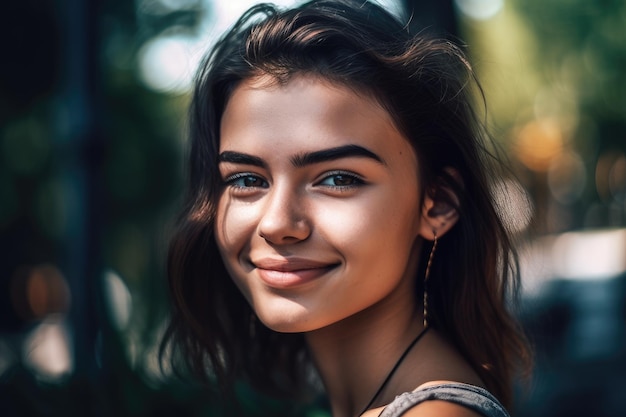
[315, 191, 421, 254]
[214, 197, 256, 299]
[214, 196, 256, 258]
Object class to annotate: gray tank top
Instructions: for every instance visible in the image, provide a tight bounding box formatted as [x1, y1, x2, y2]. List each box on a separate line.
[378, 383, 510, 417]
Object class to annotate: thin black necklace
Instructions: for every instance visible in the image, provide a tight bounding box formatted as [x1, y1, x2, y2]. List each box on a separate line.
[358, 326, 430, 416]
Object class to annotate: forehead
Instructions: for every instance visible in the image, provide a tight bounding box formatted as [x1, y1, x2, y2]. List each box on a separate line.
[220, 74, 410, 155]
[225, 73, 387, 118]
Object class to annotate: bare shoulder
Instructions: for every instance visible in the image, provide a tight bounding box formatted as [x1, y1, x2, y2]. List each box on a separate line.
[401, 400, 484, 417]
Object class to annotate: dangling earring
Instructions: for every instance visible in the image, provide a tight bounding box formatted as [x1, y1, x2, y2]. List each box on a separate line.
[423, 231, 437, 328]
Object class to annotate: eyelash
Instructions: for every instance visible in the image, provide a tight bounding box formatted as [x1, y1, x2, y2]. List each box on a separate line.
[224, 173, 268, 190]
[316, 171, 365, 190]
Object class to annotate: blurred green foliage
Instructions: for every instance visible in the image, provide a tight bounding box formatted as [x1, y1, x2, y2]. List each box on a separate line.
[469, 0, 626, 232]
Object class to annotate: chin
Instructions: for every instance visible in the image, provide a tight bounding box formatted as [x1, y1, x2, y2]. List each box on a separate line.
[254, 304, 325, 334]
[256, 312, 314, 334]
[262, 322, 307, 334]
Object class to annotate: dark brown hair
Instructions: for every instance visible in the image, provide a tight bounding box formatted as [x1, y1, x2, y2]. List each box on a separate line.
[161, 0, 531, 409]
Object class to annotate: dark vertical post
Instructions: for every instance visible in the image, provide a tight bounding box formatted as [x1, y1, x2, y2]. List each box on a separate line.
[60, 0, 104, 384]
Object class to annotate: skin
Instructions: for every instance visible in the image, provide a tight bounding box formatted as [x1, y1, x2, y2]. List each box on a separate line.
[215, 74, 481, 417]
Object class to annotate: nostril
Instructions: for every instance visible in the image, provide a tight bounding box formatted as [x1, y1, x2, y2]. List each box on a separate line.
[257, 206, 311, 244]
[256, 188, 311, 244]
[257, 219, 311, 244]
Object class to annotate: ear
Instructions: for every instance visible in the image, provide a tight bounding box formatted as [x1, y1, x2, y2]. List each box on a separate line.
[418, 169, 461, 241]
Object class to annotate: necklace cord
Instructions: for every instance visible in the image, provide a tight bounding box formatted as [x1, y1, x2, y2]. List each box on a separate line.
[358, 326, 430, 416]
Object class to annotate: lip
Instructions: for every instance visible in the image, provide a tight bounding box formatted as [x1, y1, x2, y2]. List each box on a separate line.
[252, 257, 338, 288]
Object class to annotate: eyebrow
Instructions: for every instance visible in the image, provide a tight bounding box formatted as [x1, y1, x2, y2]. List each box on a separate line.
[291, 144, 385, 167]
[218, 144, 385, 168]
[218, 151, 267, 168]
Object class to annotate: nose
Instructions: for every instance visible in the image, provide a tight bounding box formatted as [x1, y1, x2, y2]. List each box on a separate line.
[257, 184, 311, 244]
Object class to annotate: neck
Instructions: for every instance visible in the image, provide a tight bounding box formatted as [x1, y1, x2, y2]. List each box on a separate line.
[305, 291, 424, 417]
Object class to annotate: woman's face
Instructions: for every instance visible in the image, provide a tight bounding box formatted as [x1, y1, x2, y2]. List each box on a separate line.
[215, 75, 424, 333]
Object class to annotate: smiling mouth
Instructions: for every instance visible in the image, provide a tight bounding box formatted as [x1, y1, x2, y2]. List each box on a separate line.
[252, 258, 339, 288]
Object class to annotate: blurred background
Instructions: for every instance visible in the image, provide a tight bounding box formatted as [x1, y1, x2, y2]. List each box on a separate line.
[0, 0, 624, 416]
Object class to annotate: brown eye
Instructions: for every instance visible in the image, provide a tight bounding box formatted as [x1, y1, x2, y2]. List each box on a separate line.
[331, 175, 356, 186]
[227, 174, 268, 188]
[318, 172, 364, 188]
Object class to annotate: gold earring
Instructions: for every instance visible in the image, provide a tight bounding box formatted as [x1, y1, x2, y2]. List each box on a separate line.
[423, 231, 437, 328]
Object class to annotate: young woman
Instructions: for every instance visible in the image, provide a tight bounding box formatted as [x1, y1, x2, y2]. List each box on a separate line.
[162, 1, 531, 416]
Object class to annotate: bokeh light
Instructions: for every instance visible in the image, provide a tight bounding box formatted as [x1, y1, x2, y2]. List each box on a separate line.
[513, 118, 565, 173]
[455, 0, 503, 21]
[552, 228, 626, 280]
[22, 316, 72, 380]
[103, 270, 132, 330]
[138, 35, 198, 94]
[10, 264, 70, 323]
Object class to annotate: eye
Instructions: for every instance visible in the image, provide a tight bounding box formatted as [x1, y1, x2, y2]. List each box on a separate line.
[317, 171, 364, 188]
[225, 173, 269, 189]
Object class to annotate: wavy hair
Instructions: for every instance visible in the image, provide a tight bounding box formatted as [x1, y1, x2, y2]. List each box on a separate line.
[161, 0, 531, 409]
